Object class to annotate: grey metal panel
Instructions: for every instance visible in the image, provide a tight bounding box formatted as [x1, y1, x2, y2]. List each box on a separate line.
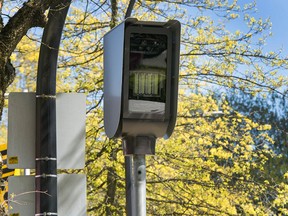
[58, 174, 87, 216]
[8, 176, 35, 216]
[7, 93, 86, 169]
[8, 92, 36, 169]
[103, 21, 125, 138]
[8, 175, 87, 216]
[56, 93, 86, 169]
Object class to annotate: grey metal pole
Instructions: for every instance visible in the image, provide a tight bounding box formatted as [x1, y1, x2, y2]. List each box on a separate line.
[133, 154, 146, 216]
[125, 155, 136, 216]
[123, 136, 154, 216]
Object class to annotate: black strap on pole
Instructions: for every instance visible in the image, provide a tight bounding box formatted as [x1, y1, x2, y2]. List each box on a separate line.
[35, 1, 71, 215]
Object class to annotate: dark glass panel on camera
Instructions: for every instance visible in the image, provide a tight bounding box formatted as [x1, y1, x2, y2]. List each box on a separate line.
[128, 33, 167, 114]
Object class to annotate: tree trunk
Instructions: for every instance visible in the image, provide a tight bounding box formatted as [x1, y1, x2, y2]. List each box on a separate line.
[0, 60, 15, 122]
[0, 0, 58, 120]
[105, 148, 118, 215]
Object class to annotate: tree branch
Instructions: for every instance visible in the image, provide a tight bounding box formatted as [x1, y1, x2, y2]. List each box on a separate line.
[110, 0, 117, 28]
[125, 0, 136, 19]
[0, 0, 57, 121]
[0, 1, 53, 58]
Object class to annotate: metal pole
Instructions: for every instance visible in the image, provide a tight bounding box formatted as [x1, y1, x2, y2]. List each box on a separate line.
[133, 154, 146, 216]
[35, 1, 71, 215]
[123, 136, 154, 216]
[125, 156, 135, 216]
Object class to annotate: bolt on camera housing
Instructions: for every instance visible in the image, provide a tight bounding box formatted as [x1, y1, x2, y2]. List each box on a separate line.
[104, 18, 181, 154]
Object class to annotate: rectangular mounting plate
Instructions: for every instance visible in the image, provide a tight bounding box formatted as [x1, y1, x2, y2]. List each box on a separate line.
[8, 174, 87, 216]
[7, 93, 86, 169]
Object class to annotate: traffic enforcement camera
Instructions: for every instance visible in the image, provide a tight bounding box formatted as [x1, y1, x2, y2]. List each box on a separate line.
[104, 18, 181, 139]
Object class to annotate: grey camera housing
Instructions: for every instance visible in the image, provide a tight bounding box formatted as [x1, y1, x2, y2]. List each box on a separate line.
[104, 18, 180, 139]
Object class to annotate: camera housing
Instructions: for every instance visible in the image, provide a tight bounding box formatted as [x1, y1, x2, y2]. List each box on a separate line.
[104, 18, 180, 139]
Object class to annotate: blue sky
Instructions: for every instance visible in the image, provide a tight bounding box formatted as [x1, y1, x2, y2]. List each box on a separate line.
[256, 0, 288, 54]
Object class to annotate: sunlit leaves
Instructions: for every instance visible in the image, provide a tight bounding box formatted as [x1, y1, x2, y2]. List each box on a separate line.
[147, 93, 282, 215]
